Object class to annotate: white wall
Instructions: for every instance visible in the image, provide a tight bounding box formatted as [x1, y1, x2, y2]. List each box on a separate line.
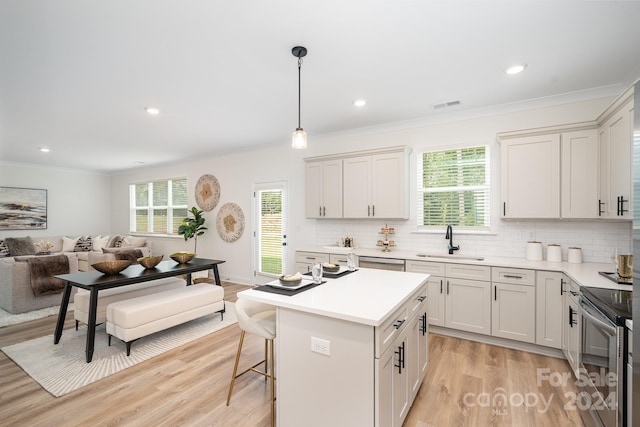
[2, 95, 630, 283]
[0, 162, 111, 240]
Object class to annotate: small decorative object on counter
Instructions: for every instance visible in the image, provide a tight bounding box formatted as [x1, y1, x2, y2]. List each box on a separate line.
[526, 241, 543, 261]
[568, 247, 582, 264]
[311, 263, 323, 284]
[547, 244, 562, 262]
[342, 237, 355, 248]
[377, 224, 395, 252]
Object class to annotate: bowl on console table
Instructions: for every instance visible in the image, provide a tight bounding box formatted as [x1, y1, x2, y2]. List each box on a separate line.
[92, 260, 131, 275]
[137, 255, 163, 269]
[170, 252, 196, 264]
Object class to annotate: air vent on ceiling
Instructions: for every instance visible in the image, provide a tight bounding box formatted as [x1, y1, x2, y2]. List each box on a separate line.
[433, 100, 461, 109]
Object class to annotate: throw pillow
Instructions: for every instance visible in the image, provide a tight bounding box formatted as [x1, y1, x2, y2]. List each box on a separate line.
[4, 236, 36, 256]
[74, 236, 93, 252]
[121, 236, 147, 248]
[92, 235, 110, 252]
[0, 240, 9, 257]
[107, 235, 122, 248]
[62, 236, 80, 252]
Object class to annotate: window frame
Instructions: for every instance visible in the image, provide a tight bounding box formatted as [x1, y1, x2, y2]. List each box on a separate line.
[416, 144, 490, 231]
[129, 177, 188, 235]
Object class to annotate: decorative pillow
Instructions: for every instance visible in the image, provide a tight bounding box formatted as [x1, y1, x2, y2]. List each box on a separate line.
[121, 236, 147, 248]
[0, 240, 9, 257]
[4, 236, 36, 256]
[107, 235, 122, 248]
[62, 236, 80, 252]
[74, 236, 93, 252]
[92, 235, 110, 252]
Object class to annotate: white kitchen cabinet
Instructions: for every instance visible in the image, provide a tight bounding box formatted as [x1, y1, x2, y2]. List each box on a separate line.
[304, 159, 343, 218]
[535, 271, 564, 348]
[409, 308, 428, 402]
[492, 282, 536, 343]
[377, 326, 410, 427]
[343, 148, 409, 219]
[329, 253, 350, 266]
[561, 129, 599, 218]
[565, 280, 581, 378]
[598, 99, 634, 219]
[294, 251, 330, 274]
[445, 277, 491, 335]
[500, 133, 560, 218]
[406, 260, 445, 327]
[561, 274, 569, 356]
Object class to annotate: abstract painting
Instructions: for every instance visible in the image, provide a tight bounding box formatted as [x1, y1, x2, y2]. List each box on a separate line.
[0, 187, 47, 230]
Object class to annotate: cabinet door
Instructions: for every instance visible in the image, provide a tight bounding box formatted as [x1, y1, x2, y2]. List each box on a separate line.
[492, 282, 535, 343]
[535, 271, 563, 348]
[599, 100, 633, 219]
[371, 151, 407, 219]
[566, 288, 581, 377]
[501, 134, 560, 218]
[561, 129, 599, 218]
[305, 162, 324, 218]
[376, 331, 410, 427]
[445, 278, 491, 335]
[322, 159, 343, 218]
[426, 276, 445, 326]
[343, 156, 372, 218]
[561, 275, 568, 356]
[409, 310, 428, 402]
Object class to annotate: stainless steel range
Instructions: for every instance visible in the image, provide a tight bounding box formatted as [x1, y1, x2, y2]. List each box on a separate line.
[579, 287, 632, 427]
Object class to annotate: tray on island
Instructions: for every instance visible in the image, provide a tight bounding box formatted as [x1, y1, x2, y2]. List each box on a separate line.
[303, 267, 357, 279]
[267, 278, 316, 291]
[255, 280, 327, 296]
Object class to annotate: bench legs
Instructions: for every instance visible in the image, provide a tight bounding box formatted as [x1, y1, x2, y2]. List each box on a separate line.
[107, 334, 133, 356]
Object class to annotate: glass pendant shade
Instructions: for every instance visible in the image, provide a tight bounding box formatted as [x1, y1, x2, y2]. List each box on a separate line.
[292, 128, 307, 149]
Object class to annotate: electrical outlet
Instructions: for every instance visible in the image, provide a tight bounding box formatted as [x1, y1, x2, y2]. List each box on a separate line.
[311, 337, 331, 356]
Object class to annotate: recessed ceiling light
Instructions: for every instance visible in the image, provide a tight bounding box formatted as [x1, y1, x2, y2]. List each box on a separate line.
[354, 99, 367, 107]
[145, 107, 160, 115]
[39, 147, 50, 153]
[505, 64, 527, 75]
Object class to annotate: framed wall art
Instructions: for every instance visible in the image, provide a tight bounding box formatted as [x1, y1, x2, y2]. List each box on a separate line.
[0, 186, 48, 230]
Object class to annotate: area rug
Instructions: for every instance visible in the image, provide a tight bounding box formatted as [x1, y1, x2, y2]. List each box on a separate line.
[0, 304, 73, 328]
[2, 302, 237, 397]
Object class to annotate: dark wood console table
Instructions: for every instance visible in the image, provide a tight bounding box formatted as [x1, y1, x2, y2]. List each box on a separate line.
[54, 258, 225, 363]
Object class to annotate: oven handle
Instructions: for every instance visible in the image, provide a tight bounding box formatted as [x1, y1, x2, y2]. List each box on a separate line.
[580, 298, 616, 335]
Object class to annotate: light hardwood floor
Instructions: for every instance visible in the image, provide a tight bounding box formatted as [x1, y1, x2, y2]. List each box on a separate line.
[1, 282, 584, 426]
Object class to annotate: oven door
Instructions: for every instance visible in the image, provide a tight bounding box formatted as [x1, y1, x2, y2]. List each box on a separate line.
[579, 297, 622, 427]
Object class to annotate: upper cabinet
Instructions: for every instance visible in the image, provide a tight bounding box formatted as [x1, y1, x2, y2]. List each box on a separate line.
[498, 88, 633, 220]
[305, 146, 410, 219]
[598, 99, 634, 219]
[305, 159, 343, 218]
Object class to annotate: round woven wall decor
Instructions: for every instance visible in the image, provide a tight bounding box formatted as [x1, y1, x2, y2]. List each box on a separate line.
[195, 174, 220, 212]
[216, 202, 245, 242]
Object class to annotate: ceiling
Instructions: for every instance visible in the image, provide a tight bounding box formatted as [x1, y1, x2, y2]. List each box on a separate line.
[1, 1, 640, 174]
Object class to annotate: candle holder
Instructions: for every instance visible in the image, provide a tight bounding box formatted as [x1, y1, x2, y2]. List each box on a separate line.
[376, 225, 395, 252]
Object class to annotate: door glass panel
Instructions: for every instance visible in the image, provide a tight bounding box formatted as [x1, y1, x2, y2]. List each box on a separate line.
[257, 188, 284, 276]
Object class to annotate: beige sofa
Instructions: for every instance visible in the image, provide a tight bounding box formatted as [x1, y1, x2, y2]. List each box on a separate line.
[0, 234, 152, 314]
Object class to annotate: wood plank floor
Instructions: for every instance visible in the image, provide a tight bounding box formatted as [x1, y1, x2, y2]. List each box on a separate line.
[0, 282, 584, 426]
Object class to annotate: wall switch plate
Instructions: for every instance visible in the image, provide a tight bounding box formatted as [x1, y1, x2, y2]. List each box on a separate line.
[311, 337, 331, 356]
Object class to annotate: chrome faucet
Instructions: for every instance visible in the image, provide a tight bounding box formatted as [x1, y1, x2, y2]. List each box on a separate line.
[445, 225, 460, 255]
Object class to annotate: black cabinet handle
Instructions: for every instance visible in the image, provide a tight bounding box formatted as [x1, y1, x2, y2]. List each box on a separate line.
[446, 281, 449, 295]
[417, 296, 426, 302]
[569, 306, 575, 327]
[503, 202, 506, 216]
[440, 280, 443, 294]
[322, 206, 326, 216]
[319, 206, 322, 216]
[494, 285, 497, 301]
[503, 274, 523, 279]
[421, 312, 427, 335]
[598, 200, 604, 216]
[394, 341, 405, 374]
[619, 196, 628, 215]
[560, 278, 564, 295]
[372, 205, 375, 216]
[393, 319, 405, 329]
[368, 205, 371, 216]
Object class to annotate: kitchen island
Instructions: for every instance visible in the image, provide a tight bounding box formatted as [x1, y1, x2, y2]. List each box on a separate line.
[238, 268, 429, 427]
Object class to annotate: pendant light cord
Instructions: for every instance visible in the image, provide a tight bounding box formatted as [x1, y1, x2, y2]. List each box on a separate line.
[298, 57, 303, 129]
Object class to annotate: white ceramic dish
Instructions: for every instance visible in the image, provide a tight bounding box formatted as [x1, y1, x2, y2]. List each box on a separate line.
[267, 278, 316, 290]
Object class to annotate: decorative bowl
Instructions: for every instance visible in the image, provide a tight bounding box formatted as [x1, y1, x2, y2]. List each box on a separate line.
[92, 260, 131, 275]
[279, 275, 302, 286]
[170, 251, 196, 264]
[137, 255, 163, 269]
[322, 263, 340, 273]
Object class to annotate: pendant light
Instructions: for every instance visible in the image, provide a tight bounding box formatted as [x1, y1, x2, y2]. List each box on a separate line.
[291, 46, 308, 149]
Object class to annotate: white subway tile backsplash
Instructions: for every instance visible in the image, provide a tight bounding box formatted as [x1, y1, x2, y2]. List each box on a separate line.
[315, 218, 630, 263]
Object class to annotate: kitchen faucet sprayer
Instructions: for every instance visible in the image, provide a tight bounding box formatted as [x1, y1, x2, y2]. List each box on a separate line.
[445, 225, 460, 255]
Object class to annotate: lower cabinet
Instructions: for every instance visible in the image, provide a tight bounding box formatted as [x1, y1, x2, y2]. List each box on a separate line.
[535, 271, 564, 348]
[376, 285, 428, 427]
[491, 267, 536, 343]
[426, 275, 445, 326]
[565, 280, 582, 377]
[445, 277, 492, 335]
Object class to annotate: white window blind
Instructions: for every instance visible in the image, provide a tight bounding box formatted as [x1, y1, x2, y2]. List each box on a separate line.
[258, 189, 283, 275]
[417, 146, 490, 229]
[129, 178, 188, 234]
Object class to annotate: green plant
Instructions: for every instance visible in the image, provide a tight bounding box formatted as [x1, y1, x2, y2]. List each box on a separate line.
[177, 207, 207, 253]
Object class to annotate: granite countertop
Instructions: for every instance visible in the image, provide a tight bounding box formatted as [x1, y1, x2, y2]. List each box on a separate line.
[238, 268, 428, 326]
[297, 246, 632, 291]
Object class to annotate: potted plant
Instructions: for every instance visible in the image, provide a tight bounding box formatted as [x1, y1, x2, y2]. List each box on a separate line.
[177, 207, 207, 253]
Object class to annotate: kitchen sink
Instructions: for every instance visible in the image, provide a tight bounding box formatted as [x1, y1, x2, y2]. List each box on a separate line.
[415, 253, 485, 261]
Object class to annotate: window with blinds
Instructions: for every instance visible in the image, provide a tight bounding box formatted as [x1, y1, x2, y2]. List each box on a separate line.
[129, 178, 188, 234]
[417, 146, 490, 229]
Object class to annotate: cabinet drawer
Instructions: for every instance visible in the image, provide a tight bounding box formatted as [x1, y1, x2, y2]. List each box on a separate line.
[492, 267, 535, 286]
[445, 264, 491, 281]
[329, 253, 350, 266]
[408, 284, 428, 318]
[294, 262, 312, 273]
[295, 251, 330, 264]
[406, 260, 445, 276]
[375, 285, 426, 358]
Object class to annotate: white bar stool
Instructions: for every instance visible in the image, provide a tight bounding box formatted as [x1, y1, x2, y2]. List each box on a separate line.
[227, 297, 277, 426]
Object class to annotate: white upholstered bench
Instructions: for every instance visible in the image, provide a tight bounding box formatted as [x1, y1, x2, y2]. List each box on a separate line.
[74, 277, 187, 329]
[106, 283, 225, 356]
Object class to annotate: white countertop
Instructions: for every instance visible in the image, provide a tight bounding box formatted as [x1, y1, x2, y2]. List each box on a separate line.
[238, 268, 429, 327]
[298, 246, 633, 291]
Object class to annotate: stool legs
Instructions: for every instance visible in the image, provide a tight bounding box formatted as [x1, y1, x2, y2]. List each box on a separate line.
[226, 331, 276, 426]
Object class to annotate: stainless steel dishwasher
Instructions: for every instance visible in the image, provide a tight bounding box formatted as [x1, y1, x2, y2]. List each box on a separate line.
[358, 256, 405, 271]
